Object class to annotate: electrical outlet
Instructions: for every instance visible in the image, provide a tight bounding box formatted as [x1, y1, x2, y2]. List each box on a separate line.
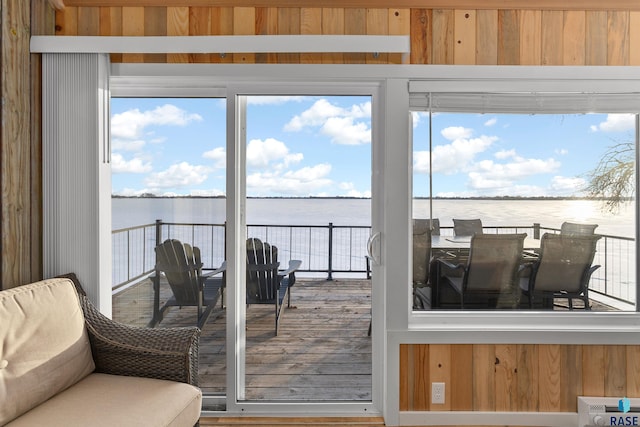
[432, 382, 445, 405]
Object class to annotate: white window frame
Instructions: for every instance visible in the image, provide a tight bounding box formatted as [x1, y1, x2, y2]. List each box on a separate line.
[38, 51, 640, 423]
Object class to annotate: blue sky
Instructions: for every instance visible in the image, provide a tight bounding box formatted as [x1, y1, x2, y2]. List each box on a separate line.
[110, 96, 635, 198]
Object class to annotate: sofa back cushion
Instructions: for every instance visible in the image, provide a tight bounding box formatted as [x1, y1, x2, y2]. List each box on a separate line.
[0, 278, 95, 424]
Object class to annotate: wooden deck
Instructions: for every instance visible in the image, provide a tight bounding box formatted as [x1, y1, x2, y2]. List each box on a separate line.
[112, 277, 373, 401]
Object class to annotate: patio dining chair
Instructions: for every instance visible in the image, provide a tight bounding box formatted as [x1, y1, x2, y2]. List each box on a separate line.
[436, 233, 526, 309]
[453, 218, 484, 236]
[560, 221, 598, 235]
[153, 238, 225, 328]
[246, 237, 301, 335]
[519, 233, 601, 310]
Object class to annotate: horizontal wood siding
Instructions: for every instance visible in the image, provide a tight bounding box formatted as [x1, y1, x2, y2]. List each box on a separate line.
[54, 7, 640, 65]
[400, 344, 640, 412]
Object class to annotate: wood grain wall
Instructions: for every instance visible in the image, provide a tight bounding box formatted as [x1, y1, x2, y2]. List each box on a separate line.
[400, 344, 640, 413]
[53, 6, 640, 65]
[0, 0, 631, 421]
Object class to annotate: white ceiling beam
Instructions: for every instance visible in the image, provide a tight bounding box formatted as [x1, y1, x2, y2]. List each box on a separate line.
[30, 35, 410, 55]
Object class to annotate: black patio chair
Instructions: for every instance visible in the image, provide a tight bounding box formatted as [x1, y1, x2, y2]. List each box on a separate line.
[246, 237, 301, 335]
[153, 239, 225, 328]
[519, 233, 601, 310]
[437, 233, 526, 309]
[453, 218, 484, 236]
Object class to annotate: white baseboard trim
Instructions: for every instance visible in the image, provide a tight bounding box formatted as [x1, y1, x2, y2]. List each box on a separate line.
[398, 411, 577, 426]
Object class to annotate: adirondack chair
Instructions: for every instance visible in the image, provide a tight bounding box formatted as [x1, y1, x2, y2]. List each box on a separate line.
[152, 239, 225, 328]
[246, 237, 301, 335]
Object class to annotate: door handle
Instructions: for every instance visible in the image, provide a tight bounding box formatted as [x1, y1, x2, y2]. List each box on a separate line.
[367, 232, 381, 266]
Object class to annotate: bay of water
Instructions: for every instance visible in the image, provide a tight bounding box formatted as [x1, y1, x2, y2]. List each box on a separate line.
[113, 197, 634, 238]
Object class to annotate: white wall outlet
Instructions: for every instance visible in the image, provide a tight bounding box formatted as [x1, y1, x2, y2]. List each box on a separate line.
[431, 382, 445, 405]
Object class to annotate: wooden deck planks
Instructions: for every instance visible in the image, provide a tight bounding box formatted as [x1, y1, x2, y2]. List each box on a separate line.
[113, 277, 373, 400]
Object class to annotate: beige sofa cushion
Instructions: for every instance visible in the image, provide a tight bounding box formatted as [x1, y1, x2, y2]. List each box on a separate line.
[6, 373, 202, 427]
[0, 279, 95, 425]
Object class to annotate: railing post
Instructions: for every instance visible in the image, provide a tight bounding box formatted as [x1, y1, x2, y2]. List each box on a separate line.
[533, 222, 540, 239]
[327, 222, 334, 281]
[151, 219, 163, 327]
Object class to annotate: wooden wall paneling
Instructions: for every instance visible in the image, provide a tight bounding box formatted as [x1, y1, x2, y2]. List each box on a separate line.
[399, 344, 411, 411]
[277, 8, 300, 63]
[541, 10, 563, 65]
[497, 9, 519, 65]
[365, 9, 388, 64]
[562, 11, 586, 65]
[167, 7, 189, 63]
[476, 9, 497, 65]
[344, 8, 366, 64]
[412, 344, 430, 410]
[516, 344, 539, 411]
[100, 7, 123, 63]
[494, 344, 517, 411]
[300, 8, 322, 64]
[605, 345, 627, 396]
[626, 346, 640, 396]
[0, 0, 26, 289]
[538, 344, 561, 412]
[211, 7, 233, 63]
[453, 10, 475, 65]
[582, 345, 606, 396]
[630, 12, 640, 65]
[472, 344, 495, 411]
[122, 7, 144, 62]
[56, 6, 78, 35]
[607, 11, 630, 65]
[450, 344, 473, 410]
[388, 8, 410, 64]
[188, 7, 211, 63]
[144, 7, 166, 63]
[519, 10, 541, 65]
[78, 7, 100, 35]
[428, 344, 451, 410]
[586, 11, 608, 65]
[29, 0, 53, 285]
[321, 8, 344, 64]
[2, 0, 32, 288]
[255, 7, 278, 63]
[233, 7, 256, 63]
[410, 9, 432, 64]
[431, 9, 454, 64]
[560, 345, 582, 412]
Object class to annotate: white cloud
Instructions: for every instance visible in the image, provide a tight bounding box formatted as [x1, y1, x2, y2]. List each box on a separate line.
[441, 126, 473, 141]
[413, 129, 498, 175]
[431, 134, 498, 174]
[590, 113, 635, 132]
[555, 148, 569, 155]
[494, 149, 516, 160]
[111, 153, 152, 174]
[484, 117, 498, 127]
[284, 99, 372, 145]
[468, 156, 561, 188]
[338, 182, 371, 198]
[111, 104, 202, 140]
[246, 138, 303, 169]
[247, 163, 333, 196]
[549, 176, 587, 194]
[144, 162, 210, 189]
[190, 188, 225, 197]
[202, 147, 226, 169]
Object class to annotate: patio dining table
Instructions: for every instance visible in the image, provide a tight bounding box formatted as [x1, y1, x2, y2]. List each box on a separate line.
[429, 235, 541, 309]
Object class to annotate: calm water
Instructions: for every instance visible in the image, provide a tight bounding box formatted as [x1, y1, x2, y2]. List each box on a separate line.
[113, 197, 634, 238]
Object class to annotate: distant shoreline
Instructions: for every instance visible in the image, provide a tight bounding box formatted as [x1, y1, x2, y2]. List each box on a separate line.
[112, 195, 625, 201]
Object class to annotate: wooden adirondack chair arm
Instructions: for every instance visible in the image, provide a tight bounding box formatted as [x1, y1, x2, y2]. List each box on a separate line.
[280, 259, 302, 276]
